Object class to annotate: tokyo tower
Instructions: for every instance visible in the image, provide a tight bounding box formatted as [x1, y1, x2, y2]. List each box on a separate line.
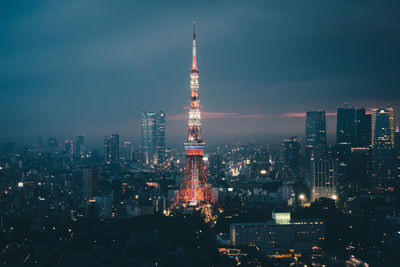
[168, 22, 221, 222]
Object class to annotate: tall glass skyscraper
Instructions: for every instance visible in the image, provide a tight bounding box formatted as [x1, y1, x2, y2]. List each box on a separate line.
[282, 136, 301, 177]
[371, 107, 395, 187]
[104, 134, 119, 164]
[336, 107, 371, 183]
[336, 107, 371, 148]
[395, 126, 400, 180]
[141, 112, 166, 166]
[305, 111, 327, 160]
[74, 135, 86, 156]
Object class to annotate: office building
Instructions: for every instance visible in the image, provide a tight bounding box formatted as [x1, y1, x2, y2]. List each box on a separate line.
[93, 196, 113, 220]
[104, 134, 119, 164]
[336, 107, 371, 184]
[230, 212, 325, 254]
[141, 112, 166, 166]
[82, 168, 98, 201]
[64, 140, 73, 155]
[355, 108, 371, 147]
[209, 153, 223, 181]
[122, 141, 133, 161]
[47, 135, 58, 153]
[74, 135, 85, 156]
[395, 127, 400, 180]
[310, 158, 338, 202]
[371, 107, 395, 187]
[305, 111, 327, 160]
[281, 136, 301, 177]
[349, 147, 371, 191]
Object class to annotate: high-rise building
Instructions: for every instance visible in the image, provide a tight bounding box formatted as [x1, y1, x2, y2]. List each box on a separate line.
[395, 126, 400, 180]
[64, 140, 73, 155]
[310, 158, 338, 202]
[209, 153, 223, 181]
[371, 107, 395, 187]
[168, 22, 220, 222]
[355, 108, 371, 147]
[74, 135, 85, 156]
[122, 141, 133, 161]
[47, 135, 59, 153]
[281, 136, 301, 177]
[37, 134, 43, 152]
[336, 107, 371, 148]
[305, 111, 327, 160]
[336, 107, 371, 184]
[337, 107, 357, 147]
[82, 168, 98, 201]
[141, 112, 166, 166]
[104, 134, 119, 164]
[349, 147, 371, 191]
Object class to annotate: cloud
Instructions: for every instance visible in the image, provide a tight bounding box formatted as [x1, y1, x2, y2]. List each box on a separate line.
[168, 111, 267, 120]
[281, 112, 336, 118]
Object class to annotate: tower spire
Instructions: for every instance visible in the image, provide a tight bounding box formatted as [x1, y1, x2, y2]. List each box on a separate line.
[192, 21, 197, 70]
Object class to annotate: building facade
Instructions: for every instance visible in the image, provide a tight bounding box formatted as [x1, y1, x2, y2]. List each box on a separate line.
[141, 112, 166, 166]
[305, 111, 327, 160]
[82, 168, 98, 201]
[371, 107, 395, 187]
[310, 158, 338, 202]
[230, 212, 325, 254]
[104, 134, 119, 164]
[281, 136, 301, 177]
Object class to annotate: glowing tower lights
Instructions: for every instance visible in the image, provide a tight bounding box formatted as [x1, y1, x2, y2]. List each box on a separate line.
[168, 22, 221, 221]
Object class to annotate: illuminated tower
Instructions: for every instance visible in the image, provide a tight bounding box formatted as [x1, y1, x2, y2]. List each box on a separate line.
[169, 22, 220, 221]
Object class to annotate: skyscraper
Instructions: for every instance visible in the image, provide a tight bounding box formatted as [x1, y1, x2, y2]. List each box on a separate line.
[47, 134, 59, 153]
[371, 107, 395, 187]
[74, 135, 85, 156]
[64, 140, 73, 155]
[310, 158, 338, 202]
[355, 108, 371, 147]
[104, 134, 119, 164]
[337, 107, 357, 147]
[141, 112, 166, 166]
[349, 147, 371, 191]
[281, 136, 301, 177]
[82, 168, 98, 201]
[336, 107, 371, 148]
[122, 141, 133, 161]
[336, 107, 371, 184]
[395, 126, 400, 180]
[305, 111, 327, 160]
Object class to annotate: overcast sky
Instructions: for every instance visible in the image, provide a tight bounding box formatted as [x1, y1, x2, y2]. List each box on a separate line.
[1, 0, 399, 146]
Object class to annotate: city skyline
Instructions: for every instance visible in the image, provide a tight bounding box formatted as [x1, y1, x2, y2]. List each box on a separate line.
[1, 0, 400, 145]
[1, 2, 400, 265]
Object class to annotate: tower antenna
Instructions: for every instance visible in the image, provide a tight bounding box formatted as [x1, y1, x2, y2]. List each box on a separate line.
[193, 21, 196, 40]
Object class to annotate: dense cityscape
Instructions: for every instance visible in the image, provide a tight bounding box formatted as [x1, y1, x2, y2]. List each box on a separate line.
[1, 1, 400, 267]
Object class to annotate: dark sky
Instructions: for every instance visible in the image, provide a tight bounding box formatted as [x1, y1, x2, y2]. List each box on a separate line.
[1, 0, 400, 146]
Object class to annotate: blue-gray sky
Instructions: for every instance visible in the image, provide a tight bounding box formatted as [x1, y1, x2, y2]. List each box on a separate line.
[1, 0, 399, 146]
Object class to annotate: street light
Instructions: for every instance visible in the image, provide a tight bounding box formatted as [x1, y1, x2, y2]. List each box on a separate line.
[299, 194, 306, 206]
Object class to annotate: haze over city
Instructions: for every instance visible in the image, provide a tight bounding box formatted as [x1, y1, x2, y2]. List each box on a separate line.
[2, 1, 400, 266]
[1, 0, 400, 145]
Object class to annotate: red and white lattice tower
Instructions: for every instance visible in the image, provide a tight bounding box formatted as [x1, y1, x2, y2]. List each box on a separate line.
[168, 22, 221, 221]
